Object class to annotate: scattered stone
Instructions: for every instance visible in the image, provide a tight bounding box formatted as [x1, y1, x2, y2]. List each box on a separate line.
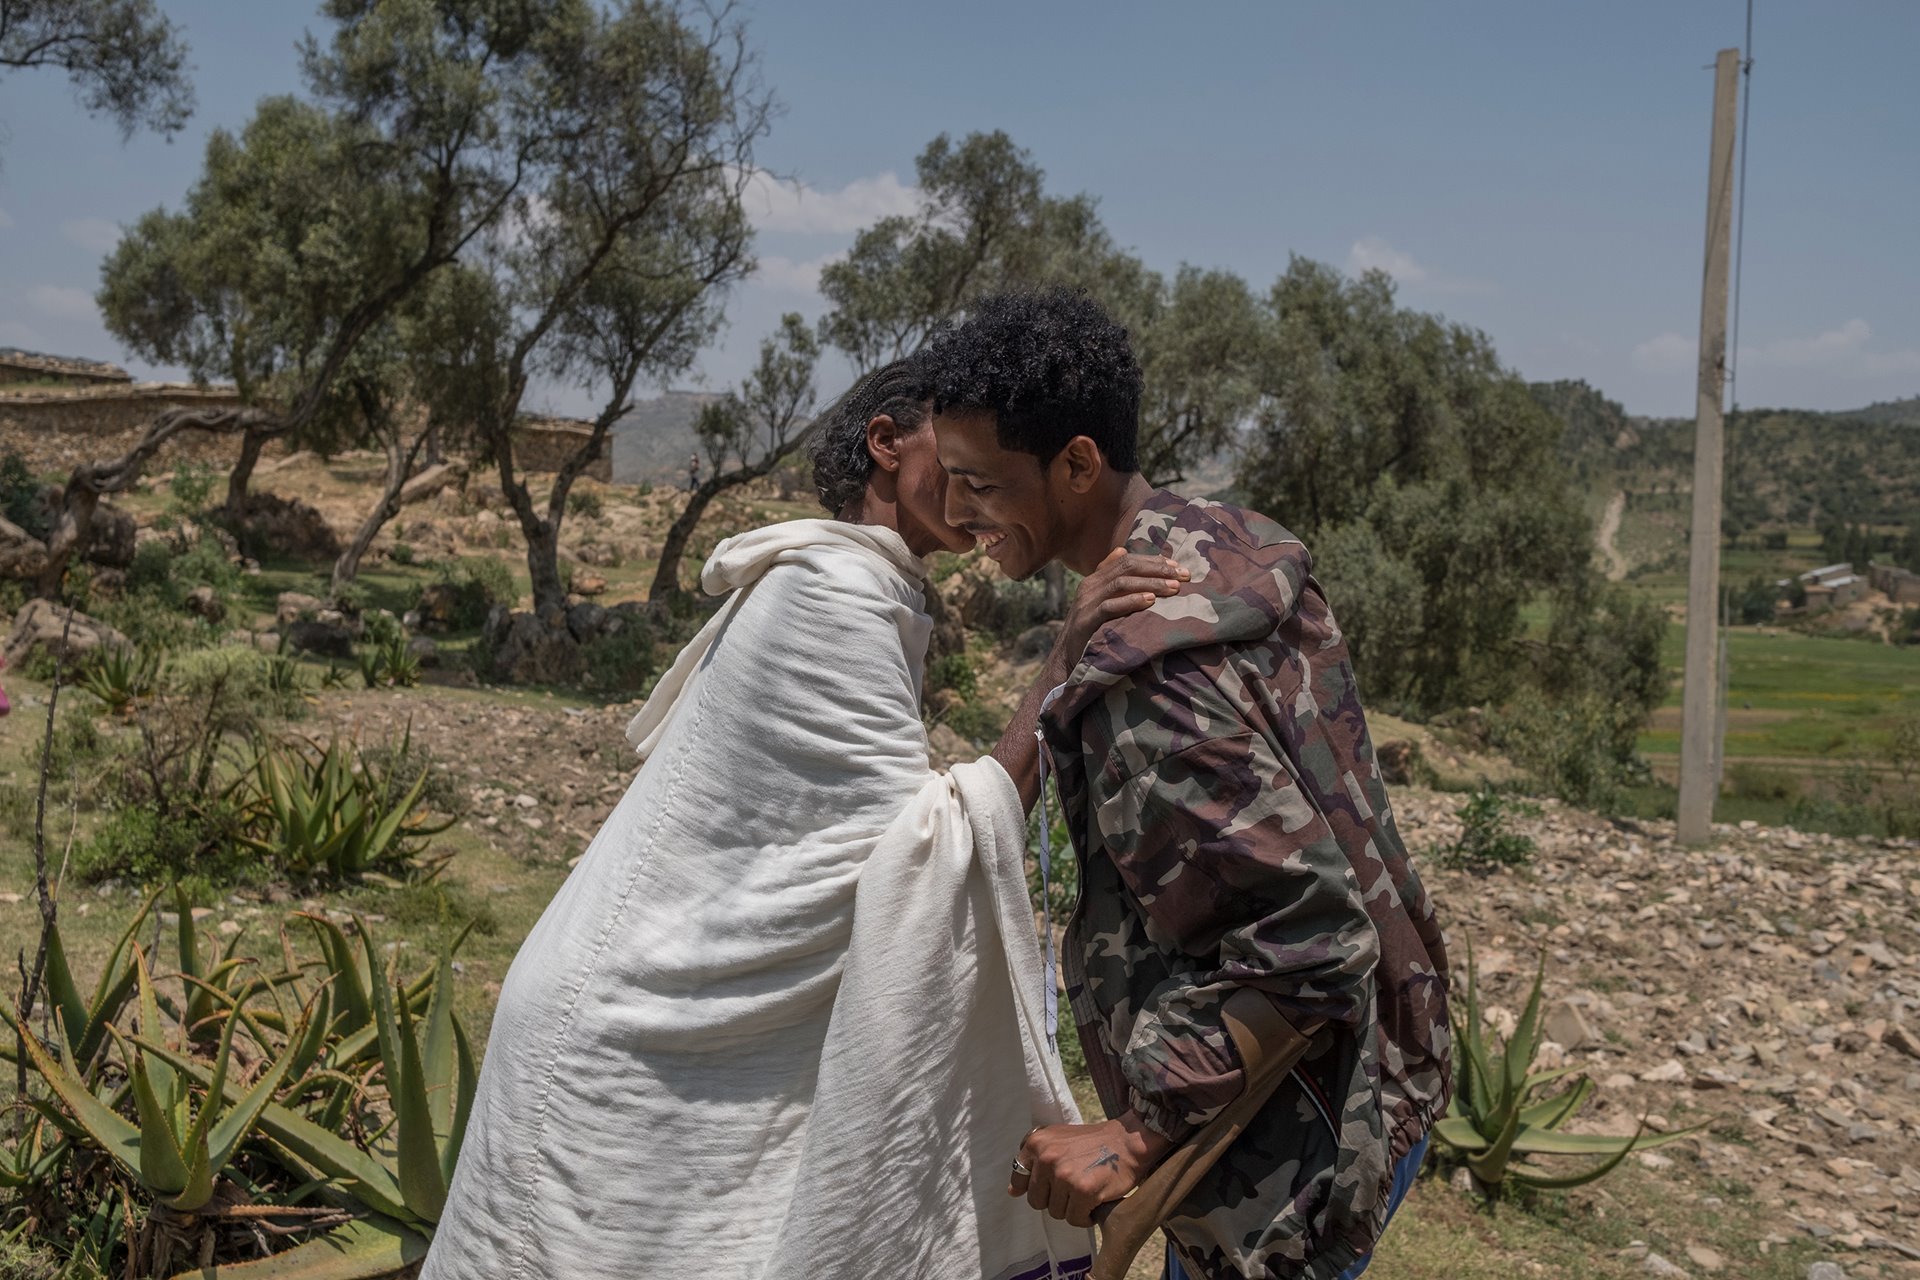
[1641, 1059, 1688, 1084]
[1805, 1263, 1847, 1280]
[570, 572, 609, 598]
[1641, 1252, 1687, 1278]
[0, 515, 49, 580]
[3, 599, 128, 669]
[283, 616, 356, 659]
[276, 591, 325, 624]
[1882, 1024, 1920, 1060]
[185, 584, 224, 622]
[0, 892, 21, 905]
[398, 460, 468, 506]
[1685, 1245, 1725, 1272]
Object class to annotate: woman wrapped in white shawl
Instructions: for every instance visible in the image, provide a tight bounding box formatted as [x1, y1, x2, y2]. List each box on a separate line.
[424, 357, 1185, 1280]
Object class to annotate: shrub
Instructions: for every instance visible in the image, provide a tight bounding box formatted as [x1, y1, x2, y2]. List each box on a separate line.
[236, 730, 455, 881]
[1490, 688, 1648, 811]
[1438, 786, 1537, 872]
[568, 488, 604, 518]
[0, 449, 48, 539]
[927, 652, 978, 701]
[167, 460, 217, 515]
[582, 622, 659, 694]
[943, 700, 1003, 744]
[426, 555, 516, 629]
[390, 540, 416, 565]
[72, 797, 252, 888]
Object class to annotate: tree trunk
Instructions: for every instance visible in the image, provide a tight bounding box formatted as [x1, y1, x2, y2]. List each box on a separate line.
[330, 428, 430, 600]
[34, 488, 101, 600]
[224, 427, 269, 518]
[422, 423, 444, 467]
[1042, 562, 1069, 619]
[649, 478, 725, 605]
[524, 522, 564, 615]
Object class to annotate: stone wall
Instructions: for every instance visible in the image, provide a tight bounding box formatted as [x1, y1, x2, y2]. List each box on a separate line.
[0, 350, 131, 388]
[0, 383, 261, 472]
[513, 417, 612, 482]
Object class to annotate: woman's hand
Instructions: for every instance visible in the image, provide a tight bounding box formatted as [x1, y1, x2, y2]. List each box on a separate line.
[1057, 549, 1188, 665]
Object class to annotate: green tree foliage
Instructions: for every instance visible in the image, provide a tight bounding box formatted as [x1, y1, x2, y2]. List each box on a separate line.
[1245, 259, 1596, 712]
[819, 131, 1262, 487]
[0, 0, 192, 148]
[98, 2, 550, 520]
[453, 0, 767, 613]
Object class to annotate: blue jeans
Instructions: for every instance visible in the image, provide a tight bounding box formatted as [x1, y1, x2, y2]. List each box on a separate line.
[1163, 1135, 1430, 1280]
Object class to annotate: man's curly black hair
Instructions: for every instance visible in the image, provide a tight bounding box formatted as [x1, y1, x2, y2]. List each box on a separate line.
[922, 288, 1142, 472]
[808, 354, 933, 515]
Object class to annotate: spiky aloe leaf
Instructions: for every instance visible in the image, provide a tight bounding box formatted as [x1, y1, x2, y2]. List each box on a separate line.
[1, 993, 141, 1178]
[1517, 1076, 1594, 1132]
[163, 1212, 428, 1279]
[115, 1028, 191, 1195]
[136, 1038, 414, 1226]
[442, 1015, 476, 1186]
[1508, 1123, 1705, 1157]
[384, 980, 446, 1223]
[1507, 1126, 1650, 1191]
[1504, 954, 1548, 1096]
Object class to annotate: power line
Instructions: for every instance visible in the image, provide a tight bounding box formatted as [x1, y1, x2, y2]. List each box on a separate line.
[1727, 0, 1755, 415]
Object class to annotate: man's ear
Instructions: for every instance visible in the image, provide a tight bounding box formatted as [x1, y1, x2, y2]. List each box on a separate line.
[865, 413, 902, 473]
[1058, 436, 1105, 494]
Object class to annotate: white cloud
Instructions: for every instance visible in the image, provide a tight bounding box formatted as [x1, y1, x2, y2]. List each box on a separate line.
[1345, 236, 1492, 295]
[60, 217, 121, 253]
[1347, 235, 1429, 285]
[0, 207, 14, 231]
[27, 285, 96, 321]
[1750, 318, 1920, 377]
[742, 170, 918, 235]
[1631, 331, 1696, 374]
[754, 251, 843, 295]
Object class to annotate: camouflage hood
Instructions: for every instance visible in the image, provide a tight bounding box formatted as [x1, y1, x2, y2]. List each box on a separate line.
[1040, 489, 1451, 1280]
[1046, 489, 1315, 727]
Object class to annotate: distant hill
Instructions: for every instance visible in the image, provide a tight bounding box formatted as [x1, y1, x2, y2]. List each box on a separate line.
[1531, 380, 1920, 530]
[607, 390, 724, 485]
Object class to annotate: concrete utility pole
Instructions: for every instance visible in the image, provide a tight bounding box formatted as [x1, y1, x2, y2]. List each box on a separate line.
[1677, 48, 1741, 845]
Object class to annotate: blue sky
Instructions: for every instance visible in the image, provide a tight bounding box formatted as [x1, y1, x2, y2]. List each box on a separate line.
[2, 1, 1915, 419]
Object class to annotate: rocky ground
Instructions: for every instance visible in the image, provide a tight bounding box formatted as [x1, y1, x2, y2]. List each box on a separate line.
[302, 680, 1920, 1276]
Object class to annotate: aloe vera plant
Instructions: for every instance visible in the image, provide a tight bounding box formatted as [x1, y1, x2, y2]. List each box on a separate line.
[7, 899, 474, 1279]
[77, 643, 161, 715]
[1432, 942, 1701, 1196]
[239, 734, 451, 880]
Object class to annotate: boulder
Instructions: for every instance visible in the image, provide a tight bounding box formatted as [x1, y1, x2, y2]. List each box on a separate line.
[0, 516, 49, 581]
[1013, 621, 1063, 662]
[231, 492, 342, 559]
[1376, 739, 1421, 786]
[185, 585, 225, 623]
[406, 635, 440, 668]
[570, 572, 609, 598]
[276, 591, 325, 625]
[3, 600, 128, 669]
[283, 617, 355, 659]
[565, 602, 607, 643]
[398, 460, 468, 507]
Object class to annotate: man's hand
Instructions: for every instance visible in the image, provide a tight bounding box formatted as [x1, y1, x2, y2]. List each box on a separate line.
[1057, 549, 1188, 663]
[1009, 1114, 1176, 1227]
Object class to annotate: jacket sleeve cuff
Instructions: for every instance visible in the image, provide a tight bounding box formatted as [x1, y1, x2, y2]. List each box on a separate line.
[1128, 1090, 1197, 1146]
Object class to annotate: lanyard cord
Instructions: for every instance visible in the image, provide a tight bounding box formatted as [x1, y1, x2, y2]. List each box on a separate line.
[1034, 724, 1060, 1052]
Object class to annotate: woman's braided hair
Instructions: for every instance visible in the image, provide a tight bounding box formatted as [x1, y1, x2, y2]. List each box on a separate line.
[808, 354, 934, 515]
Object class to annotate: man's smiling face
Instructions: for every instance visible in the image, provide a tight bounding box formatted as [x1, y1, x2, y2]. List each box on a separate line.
[933, 408, 1066, 581]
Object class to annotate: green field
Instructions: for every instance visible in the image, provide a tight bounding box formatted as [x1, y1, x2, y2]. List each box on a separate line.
[1638, 624, 1920, 763]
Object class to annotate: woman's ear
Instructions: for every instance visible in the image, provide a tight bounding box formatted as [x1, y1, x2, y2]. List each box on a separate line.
[865, 413, 903, 473]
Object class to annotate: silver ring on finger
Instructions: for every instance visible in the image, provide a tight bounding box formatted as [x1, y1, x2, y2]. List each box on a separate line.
[1011, 1158, 1031, 1177]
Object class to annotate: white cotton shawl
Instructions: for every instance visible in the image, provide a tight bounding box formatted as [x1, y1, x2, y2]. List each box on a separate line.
[424, 519, 1093, 1280]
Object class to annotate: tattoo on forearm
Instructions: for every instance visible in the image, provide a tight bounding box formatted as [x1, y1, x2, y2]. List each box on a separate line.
[1085, 1146, 1121, 1175]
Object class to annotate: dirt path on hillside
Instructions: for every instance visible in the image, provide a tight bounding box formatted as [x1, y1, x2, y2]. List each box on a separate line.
[1597, 489, 1630, 580]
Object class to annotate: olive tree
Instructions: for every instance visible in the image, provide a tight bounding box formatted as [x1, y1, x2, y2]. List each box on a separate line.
[649, 312, 818, 603]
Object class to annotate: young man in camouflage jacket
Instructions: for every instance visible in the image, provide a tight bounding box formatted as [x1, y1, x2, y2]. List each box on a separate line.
[924, 290, 1452, 1280]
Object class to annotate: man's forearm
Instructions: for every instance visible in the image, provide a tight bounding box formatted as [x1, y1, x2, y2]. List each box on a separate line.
[987, 648, 1073, 814]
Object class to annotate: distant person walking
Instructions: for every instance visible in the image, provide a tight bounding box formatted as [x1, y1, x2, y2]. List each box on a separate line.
[687, 452, 702, 491]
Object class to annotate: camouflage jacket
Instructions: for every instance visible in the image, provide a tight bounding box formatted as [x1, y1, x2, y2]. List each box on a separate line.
[1039, 489, 1451, 1280]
